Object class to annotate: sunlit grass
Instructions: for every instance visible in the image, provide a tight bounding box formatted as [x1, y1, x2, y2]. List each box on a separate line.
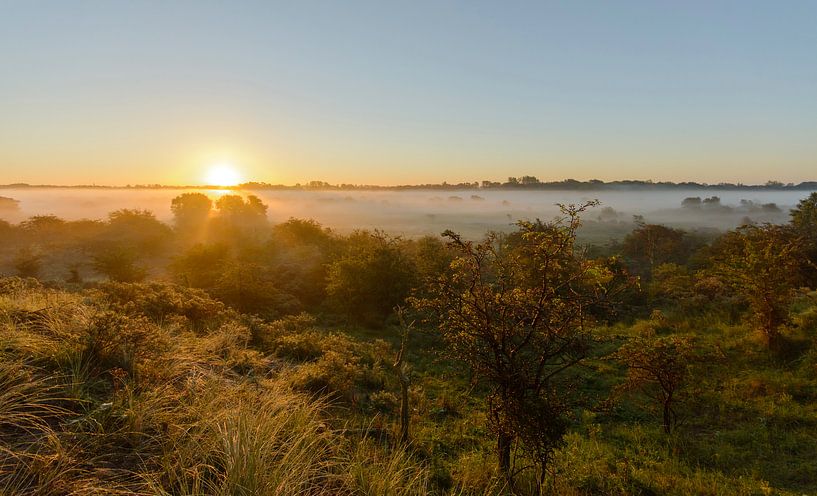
[1, 277, 816, 494]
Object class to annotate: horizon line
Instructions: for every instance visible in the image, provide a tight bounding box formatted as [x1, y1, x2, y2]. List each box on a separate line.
[2, 178, 817, 191]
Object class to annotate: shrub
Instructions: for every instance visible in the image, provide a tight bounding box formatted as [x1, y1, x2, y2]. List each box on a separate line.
[93, 282, 228, 330]
[80, 311, 168, 379]
[91, 246, 147, 282]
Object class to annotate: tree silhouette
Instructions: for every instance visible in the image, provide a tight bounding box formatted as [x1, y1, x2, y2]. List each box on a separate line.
[171, 193, 212, 239]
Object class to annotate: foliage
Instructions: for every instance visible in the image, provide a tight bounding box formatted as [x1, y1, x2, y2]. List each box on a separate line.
[711, 224, 803, 350]
[789, 191, 817, 237]
[80, 310, 169, 378]
[611, 335, 697, 434]
[413, 203, 614, 486]
[2, 188, 817, 495]
[213, 256, 302, 318]
[91, 245, 147, 282]
[171, 192, 213, 237]
[271, 217, 336, 249]
[93, 281, 229, 329]
[103, 209, 172, 256]
[789, 191, 817, 286]
[268, 327, 392, 405]
[170, 243, 231, 289]
[327, 231, 416, 325]
[0, 278, 431, 495]
[621, 222, 702, 279]
[407, 235, 454, 286]
[212, 194, 269, 241]
[266, 218, 339, 306]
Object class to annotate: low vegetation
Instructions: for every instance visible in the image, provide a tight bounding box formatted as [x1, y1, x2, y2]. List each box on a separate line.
[0, 192, 816, 494]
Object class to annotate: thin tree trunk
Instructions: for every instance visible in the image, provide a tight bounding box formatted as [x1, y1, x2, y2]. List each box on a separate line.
[394, 307, 412, 445]
[498, 432, 513, 480]
[398, 369, 410, 444]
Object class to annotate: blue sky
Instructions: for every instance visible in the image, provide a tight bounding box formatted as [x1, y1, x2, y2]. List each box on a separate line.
[1, 1, 815, 185]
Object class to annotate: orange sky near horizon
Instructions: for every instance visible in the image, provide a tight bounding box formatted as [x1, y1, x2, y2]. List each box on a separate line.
[1, 2, 815, 187]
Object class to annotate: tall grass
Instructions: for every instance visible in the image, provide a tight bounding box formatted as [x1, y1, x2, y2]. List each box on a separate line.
[0, 280, 436, 495]
[2, 278, 815, 495]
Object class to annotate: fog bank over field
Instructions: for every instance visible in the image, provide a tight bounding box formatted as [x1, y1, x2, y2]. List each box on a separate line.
[1, 188, 813, 239]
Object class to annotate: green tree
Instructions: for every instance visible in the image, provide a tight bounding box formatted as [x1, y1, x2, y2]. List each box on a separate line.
[406, 235, 453, 289]
[612, 335, 696, 434]
[649, 263, 695, 304]
[621, 222, 693, 279]
[712, 224, 802, 350]
[327, 231, 416, 325]
[267, 219, 339, 306]
[791, 192, 817, 234]
[413, 203, 612, 487]
[216, 194, 268, 222]
[790, 192, 817, 287]
[271, 218, 336, 249]
[214, 257, 300, 317]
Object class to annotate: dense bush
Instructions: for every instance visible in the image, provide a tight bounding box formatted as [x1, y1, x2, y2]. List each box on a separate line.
[327, 231, 417, 325]
[93, 281, 229, 329]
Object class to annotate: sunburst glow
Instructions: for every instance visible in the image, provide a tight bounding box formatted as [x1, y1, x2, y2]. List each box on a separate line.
[205, 164, 243, 186]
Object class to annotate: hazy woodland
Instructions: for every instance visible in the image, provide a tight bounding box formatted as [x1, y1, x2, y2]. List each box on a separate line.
[1, 188, 817, 495]
[0, 187, 803, 237]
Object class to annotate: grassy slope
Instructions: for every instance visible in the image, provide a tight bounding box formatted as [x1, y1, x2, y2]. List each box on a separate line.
[1, 278, 816, 495]
[0, 279, 429, 495]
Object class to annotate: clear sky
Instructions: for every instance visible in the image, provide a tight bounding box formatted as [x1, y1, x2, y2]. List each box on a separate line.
[1, 1, 815, 186]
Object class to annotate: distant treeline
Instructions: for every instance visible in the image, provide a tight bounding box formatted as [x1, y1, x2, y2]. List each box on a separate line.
[3, 177, 817, 191]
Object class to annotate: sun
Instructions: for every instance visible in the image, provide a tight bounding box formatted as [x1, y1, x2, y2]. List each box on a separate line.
[205, 164, 243, 186]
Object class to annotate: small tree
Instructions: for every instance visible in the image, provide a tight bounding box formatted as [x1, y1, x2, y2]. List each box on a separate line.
[327, 231, 416, 325]
[712, 224, 802, 350]
[612, 335, 695, 434]
[19, 215, 68, 248]
[413, 202, 612, 487]
[621, 221, 694, 279]
[791, 192, 817, 234]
